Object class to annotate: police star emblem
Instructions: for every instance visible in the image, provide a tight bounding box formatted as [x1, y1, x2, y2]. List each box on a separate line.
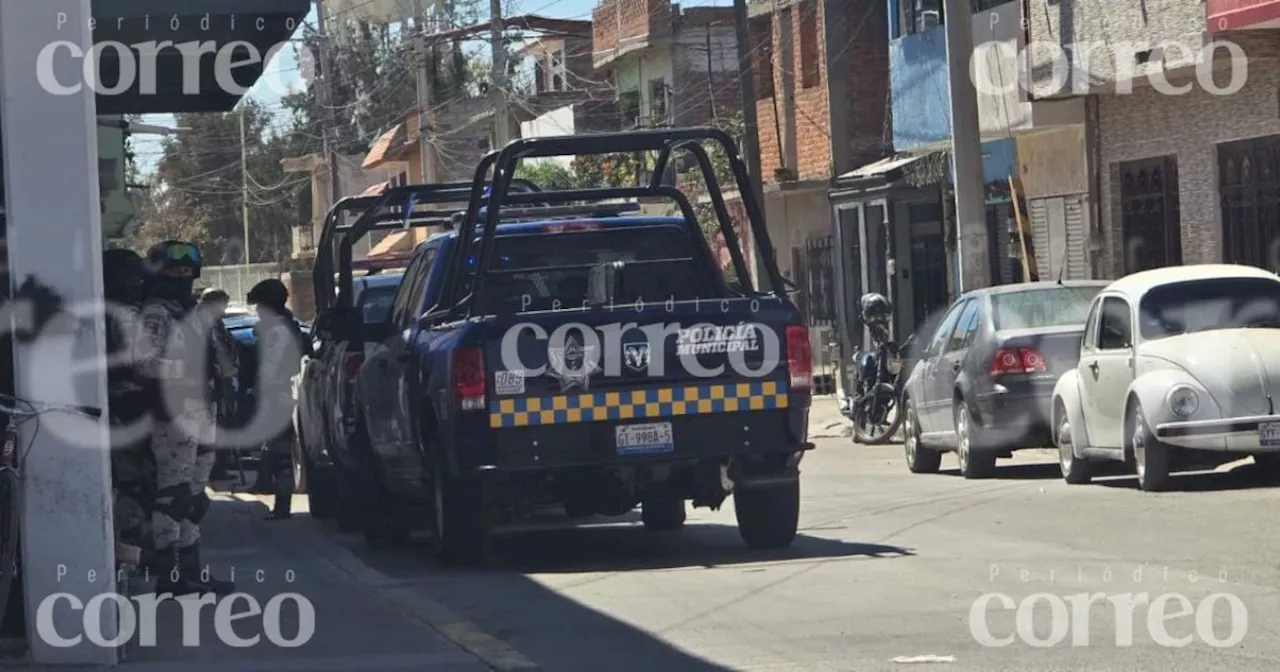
[546, 334, 599, 392]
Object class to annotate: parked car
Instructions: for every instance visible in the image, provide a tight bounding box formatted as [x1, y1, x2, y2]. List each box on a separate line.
[901, 281, 1107, 478]
[1052, 264, 1280, 491]
[294, 272, 403, 518]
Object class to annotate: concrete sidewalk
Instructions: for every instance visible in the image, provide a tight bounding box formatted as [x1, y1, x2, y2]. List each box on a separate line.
[110, 494, 496, 672]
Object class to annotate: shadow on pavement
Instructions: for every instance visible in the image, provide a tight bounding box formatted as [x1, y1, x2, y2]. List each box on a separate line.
[1092, 461, 1280, 492]
[267, 499, 913, 672]
[939, 462, 1063, 480]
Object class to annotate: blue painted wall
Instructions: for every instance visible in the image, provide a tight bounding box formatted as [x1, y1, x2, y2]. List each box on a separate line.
[889, 24, 951, 151]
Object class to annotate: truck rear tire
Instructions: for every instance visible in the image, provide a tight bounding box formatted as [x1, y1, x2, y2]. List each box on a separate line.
[734, 480, 799, 549]
[432, 464, 493, 566]
[641, 495, 686, 531]
[306, 464, 337, 519]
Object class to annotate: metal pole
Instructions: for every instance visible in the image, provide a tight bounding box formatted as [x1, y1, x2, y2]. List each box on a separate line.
[490, 0, 509, 147]
[415, 5, 439, 183]
[732, 0, 764, 209]
[240, 108, 250, 267]
[315, 0, 342, 207]
[943, 0, 990, 290]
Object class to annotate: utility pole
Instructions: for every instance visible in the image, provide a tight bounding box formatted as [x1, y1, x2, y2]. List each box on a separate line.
[732, 0, 764, 210]
[240, 107, 250, 267]
[943, 0, 990, 290]
[415, 5, 438, 183]
[315, 0, 342, 210]
[490, 0, 510, 148]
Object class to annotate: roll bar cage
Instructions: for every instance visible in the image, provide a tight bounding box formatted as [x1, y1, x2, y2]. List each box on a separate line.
[437, 127, 786, 317]
[311, 179, 540, 314]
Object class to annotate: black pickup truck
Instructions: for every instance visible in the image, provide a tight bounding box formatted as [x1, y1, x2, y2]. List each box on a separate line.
[316, 129, 813, 564]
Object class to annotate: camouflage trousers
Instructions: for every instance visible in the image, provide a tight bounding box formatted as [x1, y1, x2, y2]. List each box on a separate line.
[112, 446, 153, 548]
[151, 403, 217, 550]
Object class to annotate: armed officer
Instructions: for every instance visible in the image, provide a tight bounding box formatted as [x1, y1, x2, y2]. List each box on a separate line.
[246, 279, 305, 520]
[103, 248, 154, 565]
[134, 241, 233, 595]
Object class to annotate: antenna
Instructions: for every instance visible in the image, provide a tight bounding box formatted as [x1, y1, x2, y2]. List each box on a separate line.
[1055, 243, 1070, 285]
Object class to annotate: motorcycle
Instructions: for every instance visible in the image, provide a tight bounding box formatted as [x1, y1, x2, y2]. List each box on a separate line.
[843, 326, 913, 444]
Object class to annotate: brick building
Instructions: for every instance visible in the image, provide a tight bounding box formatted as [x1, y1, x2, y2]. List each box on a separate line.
[739, 0, 891, 378]
[591, 0, 741, 131]
[1027, 0, 1280, 278]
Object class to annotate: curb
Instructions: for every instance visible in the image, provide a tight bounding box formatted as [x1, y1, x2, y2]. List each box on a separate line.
[227, 493, 541, 672]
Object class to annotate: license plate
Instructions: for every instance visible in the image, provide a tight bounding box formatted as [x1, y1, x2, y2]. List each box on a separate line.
[1261, 422, 1280, 447]
[616, 422, 674, 455]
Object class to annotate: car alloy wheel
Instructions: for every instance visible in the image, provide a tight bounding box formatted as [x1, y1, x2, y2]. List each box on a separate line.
[904, 406, 918, 466]
[956, 409, 970, 471]
[1132, 411, 1147, 481]
[1057, 416, 1074, 472]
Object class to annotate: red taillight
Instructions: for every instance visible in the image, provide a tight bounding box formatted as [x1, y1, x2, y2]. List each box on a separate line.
[452, 347, 487, 411]
[786, 325, 812, 391]
[342, 354, 365, 379]
[990, 347, 1047, 376]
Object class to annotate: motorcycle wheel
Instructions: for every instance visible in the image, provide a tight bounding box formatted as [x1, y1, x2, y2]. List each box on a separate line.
[851, 388, 904, 445]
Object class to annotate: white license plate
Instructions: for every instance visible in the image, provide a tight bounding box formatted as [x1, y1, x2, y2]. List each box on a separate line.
[615, 422, 674, 455]
[1261, 422, 1280, 447]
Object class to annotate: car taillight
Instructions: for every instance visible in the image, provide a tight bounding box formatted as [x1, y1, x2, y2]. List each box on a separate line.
[342, 354, 365, 379]
[786, 325, 812, 391]
[990, 347, 1047, 376]
[452, 347, 487, 411]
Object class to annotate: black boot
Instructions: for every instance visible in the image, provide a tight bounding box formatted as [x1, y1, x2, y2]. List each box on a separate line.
[181, 544, 235, 596]
[154, 546, 203, 596]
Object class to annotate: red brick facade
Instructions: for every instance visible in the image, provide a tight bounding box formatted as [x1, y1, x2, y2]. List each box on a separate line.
[593, 0, 673, 66]
[752, 0, 890, 183]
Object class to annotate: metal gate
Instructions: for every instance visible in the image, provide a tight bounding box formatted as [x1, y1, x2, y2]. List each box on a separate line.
[804, 236, 835, 326]
[1119, 156, 1181, 273]
[1219, 136, 1280, 271]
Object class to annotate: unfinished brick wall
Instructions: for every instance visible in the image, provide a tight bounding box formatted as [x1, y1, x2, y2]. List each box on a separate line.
[754, 0, 891, 183]
[593, 0, 671, 65]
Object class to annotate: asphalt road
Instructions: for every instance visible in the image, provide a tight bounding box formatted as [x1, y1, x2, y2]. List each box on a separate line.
[302, 418, 1280, 672]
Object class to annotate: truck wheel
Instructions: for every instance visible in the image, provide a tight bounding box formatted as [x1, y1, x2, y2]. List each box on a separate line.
[431, 463, 493, 566]
[306, 462, 337, 519]
[292, 430, 309, 495]
[641, 495, 686, 531]
[1130, 404, 1171, 492]
[333, 469, 363, 532]
[734, 480, 799, 549]
[360, 466, 409, 549]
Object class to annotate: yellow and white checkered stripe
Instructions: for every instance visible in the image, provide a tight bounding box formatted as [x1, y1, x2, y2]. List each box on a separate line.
[489, 380, 789, 428]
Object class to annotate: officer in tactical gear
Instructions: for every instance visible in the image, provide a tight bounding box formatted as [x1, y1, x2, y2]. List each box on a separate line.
[134, 241, 233, 595]
[103, 248, 154, 564]
[246, 279, 305, 520]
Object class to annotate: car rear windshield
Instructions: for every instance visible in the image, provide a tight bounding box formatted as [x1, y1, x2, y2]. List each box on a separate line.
[471, 224, 721, 314]
[1139, 277, 1280, 339]
[358, 286, 396, 323]
[992, 286, 1101, 330]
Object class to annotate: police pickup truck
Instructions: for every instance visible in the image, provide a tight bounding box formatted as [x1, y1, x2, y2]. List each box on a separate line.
[322, 129, 813, 564]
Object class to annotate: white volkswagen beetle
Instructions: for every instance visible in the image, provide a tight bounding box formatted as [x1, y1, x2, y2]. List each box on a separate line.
[1052, 264, 1280, 491]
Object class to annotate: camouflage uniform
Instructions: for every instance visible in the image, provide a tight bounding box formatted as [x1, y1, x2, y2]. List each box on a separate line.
[132, 297, 204, 553]
[134, 240, 233, 596]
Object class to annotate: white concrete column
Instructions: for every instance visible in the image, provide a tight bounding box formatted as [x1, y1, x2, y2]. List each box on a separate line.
[0, 0, 117, 665]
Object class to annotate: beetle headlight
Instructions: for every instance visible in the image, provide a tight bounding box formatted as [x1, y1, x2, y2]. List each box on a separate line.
[1167, 386, 1200, 419]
